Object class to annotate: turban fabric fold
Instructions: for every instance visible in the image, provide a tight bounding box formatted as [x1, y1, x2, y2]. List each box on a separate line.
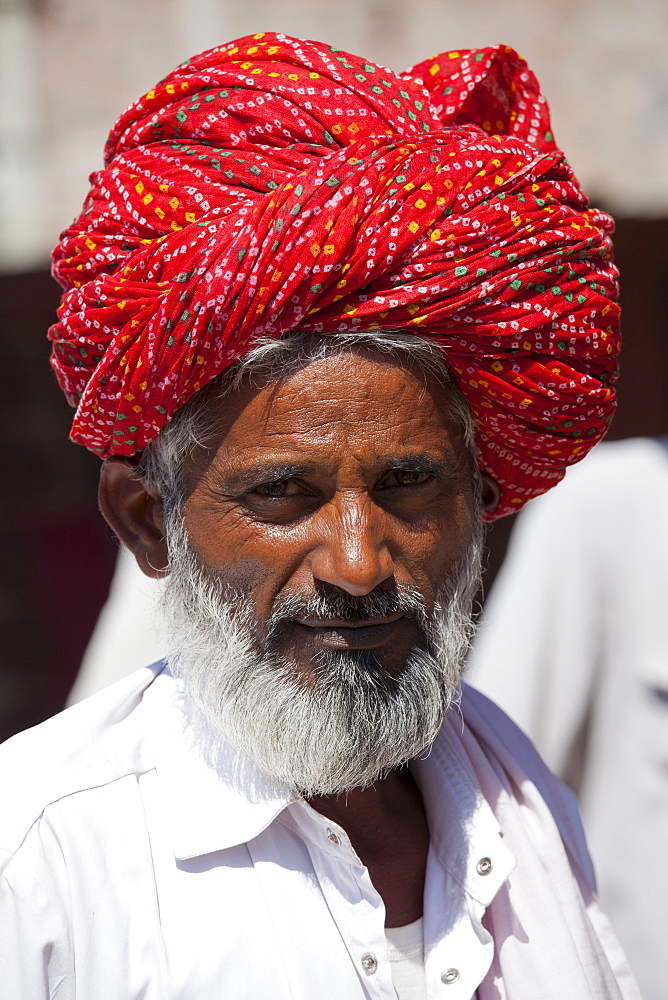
[50, 33, 620, 518]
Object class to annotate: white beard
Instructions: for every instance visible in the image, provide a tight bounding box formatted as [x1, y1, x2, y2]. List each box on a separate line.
[160, 514, 483, 797]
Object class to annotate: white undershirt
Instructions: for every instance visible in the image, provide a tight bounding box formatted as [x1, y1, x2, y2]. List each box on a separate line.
[385, 917, 427, 1000]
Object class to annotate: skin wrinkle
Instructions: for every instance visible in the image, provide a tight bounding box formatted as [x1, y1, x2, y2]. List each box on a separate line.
[132, 332, 486, 529]
[184, 349, 461, 482]
[180, 352, 475, 651]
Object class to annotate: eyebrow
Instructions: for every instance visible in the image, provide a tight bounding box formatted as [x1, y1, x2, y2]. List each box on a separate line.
[215, 451, 459, 494]
[380, 453, 454, 473]
[215, 461, 320, 494]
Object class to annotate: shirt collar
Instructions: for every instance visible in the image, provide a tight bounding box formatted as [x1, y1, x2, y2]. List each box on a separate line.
[143, 665, 296, 860]
[412, 706, 516, 906]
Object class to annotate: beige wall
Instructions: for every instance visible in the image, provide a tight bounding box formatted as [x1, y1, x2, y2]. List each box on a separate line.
[2, 0, 667, 269]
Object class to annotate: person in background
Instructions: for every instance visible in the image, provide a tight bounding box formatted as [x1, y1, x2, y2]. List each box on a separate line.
[66, 546, 165, 704]
[0, 34, 640, 999]
[469, 435, 668, 1000]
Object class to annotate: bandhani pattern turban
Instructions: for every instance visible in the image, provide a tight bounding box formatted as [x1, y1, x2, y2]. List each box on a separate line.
[50, 33, 620, 519]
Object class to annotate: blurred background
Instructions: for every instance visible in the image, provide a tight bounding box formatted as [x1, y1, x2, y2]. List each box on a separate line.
[1, 4, 668, 995]
[1, 0, 667, 740]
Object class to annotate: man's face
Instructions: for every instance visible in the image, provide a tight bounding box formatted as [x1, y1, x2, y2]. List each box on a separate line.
[180, 349, 477, 675]
[161, 348, 482, 795]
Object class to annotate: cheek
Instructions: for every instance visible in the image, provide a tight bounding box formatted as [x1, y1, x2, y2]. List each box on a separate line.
[402, 493, 477, 579]
[182, 502, 306, 604]
[184, 506, 250, 562]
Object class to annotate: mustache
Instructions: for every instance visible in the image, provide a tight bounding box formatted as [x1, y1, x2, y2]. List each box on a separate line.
[265, 583, 430, 635]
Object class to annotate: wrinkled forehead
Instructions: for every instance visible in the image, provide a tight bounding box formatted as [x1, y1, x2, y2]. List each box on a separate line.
[188, 349, 469, 479]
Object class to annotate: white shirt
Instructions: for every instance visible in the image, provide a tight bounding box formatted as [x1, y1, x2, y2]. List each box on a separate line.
[469, 438, 668, 1000]
[0, 663, 639, 999]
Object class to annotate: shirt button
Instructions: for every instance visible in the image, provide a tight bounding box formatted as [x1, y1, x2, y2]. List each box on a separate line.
[441, 968, 460, 985]
[361, 953, 378, 973]
[476, 856, 493, 876]
[326, 828, 340, 846]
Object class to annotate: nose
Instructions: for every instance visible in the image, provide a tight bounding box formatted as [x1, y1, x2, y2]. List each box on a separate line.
[308, 494, 394, 597]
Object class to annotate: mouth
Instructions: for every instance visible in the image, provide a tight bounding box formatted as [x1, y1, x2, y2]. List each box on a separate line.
[292, 613, 406, 649]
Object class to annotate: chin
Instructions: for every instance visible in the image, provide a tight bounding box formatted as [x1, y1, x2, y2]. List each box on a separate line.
[179, 642, 453, 798]
[161, 515, 480, 796]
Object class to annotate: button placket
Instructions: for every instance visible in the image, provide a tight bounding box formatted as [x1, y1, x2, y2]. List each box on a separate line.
[299, 807, 394, 993]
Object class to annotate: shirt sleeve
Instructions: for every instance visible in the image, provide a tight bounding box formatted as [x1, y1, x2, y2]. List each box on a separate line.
[0, 838, 75, 999]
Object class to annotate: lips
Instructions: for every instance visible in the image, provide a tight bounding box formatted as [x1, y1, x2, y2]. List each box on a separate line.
[292, 614, 405, 649]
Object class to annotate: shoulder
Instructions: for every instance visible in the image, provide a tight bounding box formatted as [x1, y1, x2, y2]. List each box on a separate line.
[0, 664, 164, 856]
[459, 682, 543, 758]
[458, 683, 571, 797]
[456, 685, 596, 884]
[527, 437, 668, 516]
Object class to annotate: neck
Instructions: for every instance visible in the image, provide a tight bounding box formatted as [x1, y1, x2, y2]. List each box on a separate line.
[307, 766, 419, 844]
[307, 766, 430, 926]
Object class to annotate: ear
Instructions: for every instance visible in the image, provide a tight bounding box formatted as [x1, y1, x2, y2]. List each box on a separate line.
[480, 472, 501, 516]
[98, 456, 169, 579]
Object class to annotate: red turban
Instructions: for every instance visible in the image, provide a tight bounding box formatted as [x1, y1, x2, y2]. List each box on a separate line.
[50, 33, 619, 519]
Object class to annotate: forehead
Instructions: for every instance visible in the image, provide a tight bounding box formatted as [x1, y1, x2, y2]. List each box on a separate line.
[199, 350, 465, 466]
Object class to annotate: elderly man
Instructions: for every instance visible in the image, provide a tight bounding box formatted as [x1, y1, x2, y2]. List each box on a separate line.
[0, 34, 639, 1000]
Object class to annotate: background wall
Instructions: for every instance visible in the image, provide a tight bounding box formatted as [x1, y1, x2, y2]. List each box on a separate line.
[1, 0, 666, 739]
[2, 0, 668, 271]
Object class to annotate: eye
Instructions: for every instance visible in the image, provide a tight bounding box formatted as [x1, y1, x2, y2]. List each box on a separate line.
[253, 479, 304, 498]
[378, 469, 434, 489]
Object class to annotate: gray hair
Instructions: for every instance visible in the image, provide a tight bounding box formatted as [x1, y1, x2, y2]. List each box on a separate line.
[135, 329, 478, 519]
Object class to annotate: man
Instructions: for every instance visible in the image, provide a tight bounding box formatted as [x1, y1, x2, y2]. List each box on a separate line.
[0, 34, 639, 999]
